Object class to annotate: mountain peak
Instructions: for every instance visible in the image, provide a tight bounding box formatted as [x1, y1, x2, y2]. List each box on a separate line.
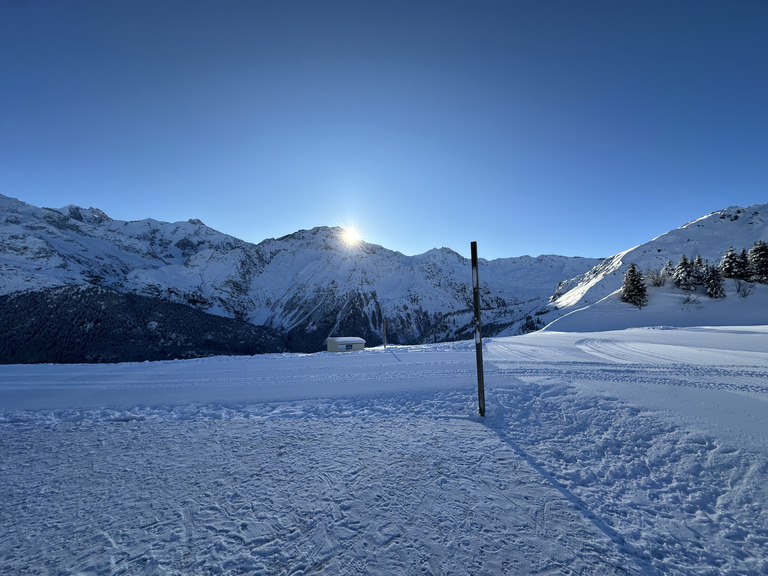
[6, 194, 765, 360]
[61, 205, 112, 225]
[681, 204, 766, 230]
[274, 226, 341, 243]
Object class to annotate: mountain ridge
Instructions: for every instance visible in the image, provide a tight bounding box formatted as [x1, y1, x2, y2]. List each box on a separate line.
[0, 194, 601, 359]
[4, 194, 767, 362]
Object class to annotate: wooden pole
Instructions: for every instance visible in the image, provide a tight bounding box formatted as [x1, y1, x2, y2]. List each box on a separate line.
[471, 241, 486, 417]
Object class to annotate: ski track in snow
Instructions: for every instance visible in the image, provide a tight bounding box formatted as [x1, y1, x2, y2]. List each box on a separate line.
[1, 328, 768, 575]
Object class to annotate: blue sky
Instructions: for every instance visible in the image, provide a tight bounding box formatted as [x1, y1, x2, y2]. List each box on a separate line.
[2, 1, 766, 259]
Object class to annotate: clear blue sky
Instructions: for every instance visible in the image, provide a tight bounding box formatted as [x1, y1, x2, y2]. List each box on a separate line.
[2, 1, 766, 259]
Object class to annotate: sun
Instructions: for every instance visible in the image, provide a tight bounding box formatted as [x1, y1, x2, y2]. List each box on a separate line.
[340, 227, 361, 247]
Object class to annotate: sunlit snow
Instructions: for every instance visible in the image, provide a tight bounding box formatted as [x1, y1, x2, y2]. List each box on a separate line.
[2, 325, 767, 574]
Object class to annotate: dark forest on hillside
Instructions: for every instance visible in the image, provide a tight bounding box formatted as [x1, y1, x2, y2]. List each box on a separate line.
[0, 286, 286, 364]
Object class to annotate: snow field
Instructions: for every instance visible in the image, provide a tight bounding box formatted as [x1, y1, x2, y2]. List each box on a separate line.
[2, 327, 768, 575]
[1, 396, 623, 575]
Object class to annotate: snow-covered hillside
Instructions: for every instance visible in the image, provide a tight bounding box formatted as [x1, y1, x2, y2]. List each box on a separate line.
[535, 204, 768, 331]
[0, 194, 600, 355]
[548, 280, 768, 332]
[1, 325, 767, 574]
[5, 194, 768, 358]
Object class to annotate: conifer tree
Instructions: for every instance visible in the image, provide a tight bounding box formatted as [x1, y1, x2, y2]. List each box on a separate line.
[673, 255, 695, 291]
[621, 264, 648, 309]
[735, 249, 751, 280]
[692, 255, 706, 285]
[703, 265, 726, 299]
[748, 240, 768, 283]
[720, 247, 738, 278]
[661, 259, 675, 278]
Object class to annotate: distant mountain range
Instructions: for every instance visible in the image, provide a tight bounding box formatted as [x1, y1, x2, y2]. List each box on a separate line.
[2, 194, 766, 362]
[0, 194, 599, 361]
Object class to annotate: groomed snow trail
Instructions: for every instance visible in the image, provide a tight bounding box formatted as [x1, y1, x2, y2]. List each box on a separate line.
[1, 327, 768, 575]
[486, 327, 768, 575]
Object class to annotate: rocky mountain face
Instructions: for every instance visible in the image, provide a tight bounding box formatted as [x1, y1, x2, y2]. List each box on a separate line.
[0, 194, 601, 361]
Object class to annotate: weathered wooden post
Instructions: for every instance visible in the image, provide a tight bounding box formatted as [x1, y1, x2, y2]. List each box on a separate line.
[471, 241, 486, 417]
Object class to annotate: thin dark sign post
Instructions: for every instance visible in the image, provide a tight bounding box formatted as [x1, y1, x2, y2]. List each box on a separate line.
[471, 241, 486, 417]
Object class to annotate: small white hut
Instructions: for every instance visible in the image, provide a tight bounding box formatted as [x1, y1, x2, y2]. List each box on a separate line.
[326, 336, 366, 352]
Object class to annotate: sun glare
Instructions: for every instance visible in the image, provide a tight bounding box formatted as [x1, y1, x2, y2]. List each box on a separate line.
[341, 227, 361, 247]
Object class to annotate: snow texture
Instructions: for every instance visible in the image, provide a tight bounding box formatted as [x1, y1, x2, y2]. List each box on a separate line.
[2, 325, 768, 575]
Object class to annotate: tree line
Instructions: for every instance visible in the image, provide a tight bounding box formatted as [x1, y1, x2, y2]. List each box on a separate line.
[621, 240, 768, 309]
[0, 285, 286, 364]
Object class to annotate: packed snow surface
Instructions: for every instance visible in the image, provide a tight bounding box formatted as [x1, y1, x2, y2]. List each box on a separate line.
[2, 327, 768, 575]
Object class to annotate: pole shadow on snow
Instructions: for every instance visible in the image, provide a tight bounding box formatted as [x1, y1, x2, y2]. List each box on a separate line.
[475, 377, 660, 576]
[387, 348, 402, 362]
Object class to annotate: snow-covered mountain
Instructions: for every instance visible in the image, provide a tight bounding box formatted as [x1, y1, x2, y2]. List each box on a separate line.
[537, 203, 768, 331]
[5, 193, 766, 362]
[0, 194, 600, 358]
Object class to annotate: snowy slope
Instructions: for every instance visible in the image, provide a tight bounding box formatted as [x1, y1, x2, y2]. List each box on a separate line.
[532, 204, 768, 332]
[548, 279, 768, 332]
[0, 194, 601, 352]
[1, 326, 767, 574]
